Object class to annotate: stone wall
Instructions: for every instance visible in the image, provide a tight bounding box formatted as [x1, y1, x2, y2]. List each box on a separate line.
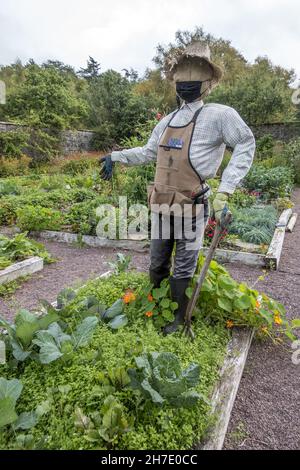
[1, 120, 300, 157]
[0, 121, 95, 155]
[250, 122, 300, 141]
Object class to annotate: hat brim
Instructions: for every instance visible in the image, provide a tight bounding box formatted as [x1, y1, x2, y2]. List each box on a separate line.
[167, 53, 223, 89]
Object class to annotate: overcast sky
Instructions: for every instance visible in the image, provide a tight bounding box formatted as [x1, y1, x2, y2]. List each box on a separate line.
[0, 0, 299, 81]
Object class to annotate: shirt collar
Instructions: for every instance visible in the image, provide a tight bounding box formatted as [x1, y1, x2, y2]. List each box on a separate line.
[180, 99, 204, 112]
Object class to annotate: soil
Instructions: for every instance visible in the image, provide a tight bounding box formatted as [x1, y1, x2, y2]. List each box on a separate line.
[1, 189, 300, 449]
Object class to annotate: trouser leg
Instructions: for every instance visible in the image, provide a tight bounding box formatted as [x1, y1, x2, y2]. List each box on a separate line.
[164, 204, 208, 334]
[149, 214, 174, 288]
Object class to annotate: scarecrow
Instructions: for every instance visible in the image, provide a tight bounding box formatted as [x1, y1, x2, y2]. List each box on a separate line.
[100, 42, 255, 334]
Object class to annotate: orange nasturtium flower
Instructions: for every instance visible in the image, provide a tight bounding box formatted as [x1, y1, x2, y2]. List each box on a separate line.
[123, 290, 136, 304]
[274, 314, 282, 325]
[226, 320, 234, 329]
[147, 294, 154, 301]
[145, 311, 153, 318]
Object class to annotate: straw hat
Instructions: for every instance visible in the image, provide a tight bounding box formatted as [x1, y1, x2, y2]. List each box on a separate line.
[167, 42, 223, 90]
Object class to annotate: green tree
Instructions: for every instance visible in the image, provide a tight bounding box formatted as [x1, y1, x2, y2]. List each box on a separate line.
[207, 57, 296, 123]
[78, 56, 101, 80]
[6, 64, 87, 129]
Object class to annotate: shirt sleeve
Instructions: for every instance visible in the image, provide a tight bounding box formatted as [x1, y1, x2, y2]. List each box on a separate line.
[218, 107, 256, 194]
[111, 117, 169, 166]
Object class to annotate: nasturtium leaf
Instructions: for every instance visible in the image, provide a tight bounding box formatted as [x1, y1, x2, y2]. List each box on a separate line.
[185, 287, 194, 299]
[161, 310, 174, 321]
[217, 297, 232, 313]
[292, 319, 300, 329]
[234, 294, 252, 310]
[160, 298, 170, 309]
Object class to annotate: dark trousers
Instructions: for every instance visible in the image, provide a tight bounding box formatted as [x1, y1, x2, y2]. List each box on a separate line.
[149, 200, 209, 281]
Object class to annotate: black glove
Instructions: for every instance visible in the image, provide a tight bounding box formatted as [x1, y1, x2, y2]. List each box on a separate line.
[99, 154, 114, 180]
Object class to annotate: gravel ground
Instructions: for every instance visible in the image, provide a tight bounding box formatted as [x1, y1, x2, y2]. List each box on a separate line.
[1, 190, 300, 449]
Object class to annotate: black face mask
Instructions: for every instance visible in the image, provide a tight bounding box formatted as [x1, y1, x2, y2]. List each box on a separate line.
[176, 81, 202, 103]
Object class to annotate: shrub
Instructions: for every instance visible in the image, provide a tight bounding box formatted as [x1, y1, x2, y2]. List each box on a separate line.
[0, 130, 29, 158]
[282, 138, 300, 185]
[16, 205, 63, 231]
[61, 159, 91, 176]
[255, 134, 275, 159]
[0, 155, 32, 177]
[243, 165, 294, 199]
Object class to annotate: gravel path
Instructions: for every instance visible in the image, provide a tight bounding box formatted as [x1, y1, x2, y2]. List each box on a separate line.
[223, 189, 300, 450]
[1, 190, 300, 449]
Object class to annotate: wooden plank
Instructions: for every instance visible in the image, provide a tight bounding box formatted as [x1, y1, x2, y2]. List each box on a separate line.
[277, 208, 292, 227]
[202, 247, 266, 267]
[199, 328, 254, 450]
[32, 230, 150, 253]
[286, 213, 298, 232]
[0, 256, 43, 285]
[265, 209, 292, 270]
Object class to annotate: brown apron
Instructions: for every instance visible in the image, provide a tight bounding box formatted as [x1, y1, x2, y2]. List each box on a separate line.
[148, 107, 204, 216]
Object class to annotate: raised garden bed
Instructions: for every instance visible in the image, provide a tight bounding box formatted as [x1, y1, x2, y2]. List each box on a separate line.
[0, 258, 290, 450]
[32, 207, 294, 269]
[0, 256, 43, 286]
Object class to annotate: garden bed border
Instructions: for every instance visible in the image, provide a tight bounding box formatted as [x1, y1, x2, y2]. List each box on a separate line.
[0, 256, 44, 286]
[199, 327, 254, 450]
[33, 207, 294, 269]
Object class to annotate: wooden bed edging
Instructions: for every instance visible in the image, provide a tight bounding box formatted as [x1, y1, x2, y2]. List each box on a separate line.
[33, 207, 295, 269]
[31, 230, 150, 253]
[0, 256, 43, 285]
[199, 327, 254, 450]
[265, 208, 293, 269]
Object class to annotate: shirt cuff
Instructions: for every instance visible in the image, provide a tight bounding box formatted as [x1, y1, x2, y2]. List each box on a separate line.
[111, 151, 120, 162]
[217, 182, 236, 194]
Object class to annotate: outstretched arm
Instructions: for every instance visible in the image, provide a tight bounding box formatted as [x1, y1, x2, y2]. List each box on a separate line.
[111, 117, 169, 166]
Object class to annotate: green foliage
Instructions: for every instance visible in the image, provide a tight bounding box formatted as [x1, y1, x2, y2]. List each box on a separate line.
[75, 395, 133, 447]
[207, 57, 296, 124]
[0, 377, 48, 431]
[107, 253, 132, 275]
[16, 205, 63, 231]
[0, 130, 29, 158]
[229, 205, 277, 244]
[61, 159, 91, 176]
[282, 138, 300, 184]
[0, 271, 228, 450]
[243, 165, 294, 199]
[0, 377, 23, 427]
[0, 232, 53, 264]
[193, 256, 295, 341]
[255, 134, 275, 159]
[5, 64, 87, 130]
[128, 352, 203, 408]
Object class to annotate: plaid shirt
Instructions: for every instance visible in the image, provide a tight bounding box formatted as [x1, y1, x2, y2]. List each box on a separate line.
[111, 100, 255, 194]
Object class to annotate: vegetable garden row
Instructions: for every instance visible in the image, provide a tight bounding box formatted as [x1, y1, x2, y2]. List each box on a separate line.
[1, 133, 300, 449]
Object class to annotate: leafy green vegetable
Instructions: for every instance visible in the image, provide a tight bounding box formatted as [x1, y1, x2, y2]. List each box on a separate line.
[128, 352, 204, 408]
